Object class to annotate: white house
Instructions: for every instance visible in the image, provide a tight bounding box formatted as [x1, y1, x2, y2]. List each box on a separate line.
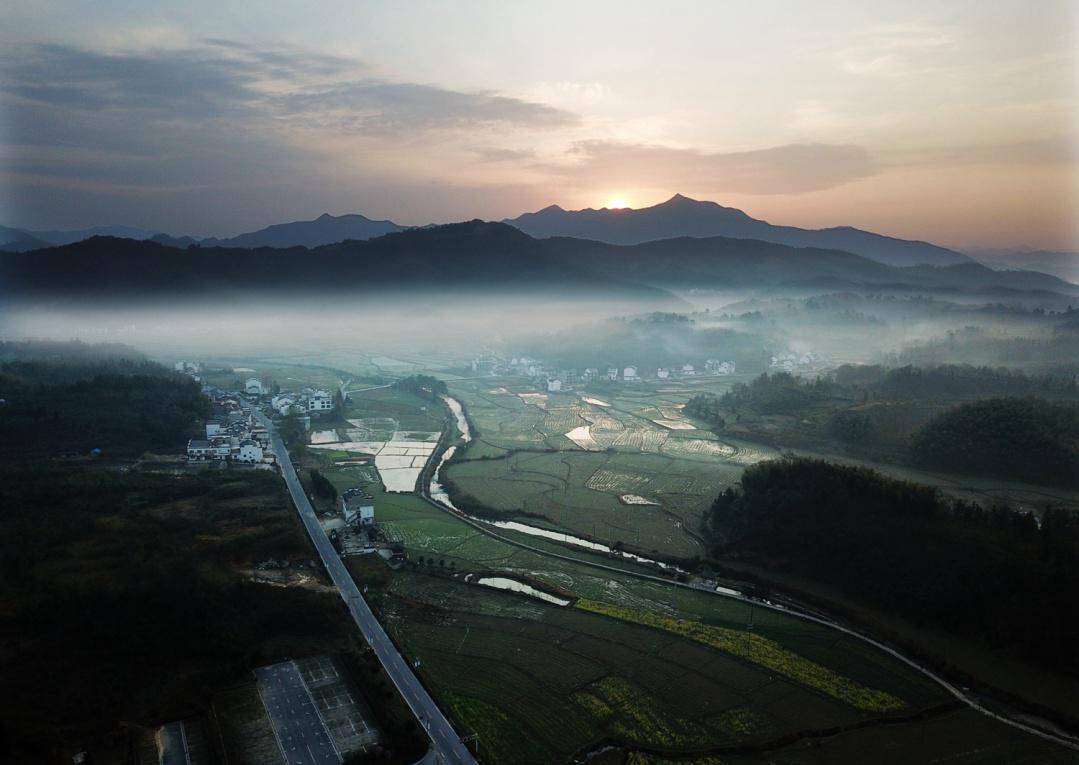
[245, 378, 263, 395]
[205, 420, 223, 438]
[307, 390, 334, 412]
[606, 368, 619, 381]
[187, 439, 213, 460]
[237, 441, 263, 463]
[623, 366, 638, 381]
[681, 364, 696, 376]
[656, 367, 670, 379]
[343, 495, 375, 526]
[211, 439, 234, 459]
[546, 378, 563, 392]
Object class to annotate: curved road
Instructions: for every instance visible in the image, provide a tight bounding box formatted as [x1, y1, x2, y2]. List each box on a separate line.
[256, 410, 475, 765]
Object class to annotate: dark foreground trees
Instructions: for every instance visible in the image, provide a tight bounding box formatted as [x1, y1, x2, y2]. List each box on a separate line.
[705, 457, 1079, 671]
[911, 397, 1079, 487]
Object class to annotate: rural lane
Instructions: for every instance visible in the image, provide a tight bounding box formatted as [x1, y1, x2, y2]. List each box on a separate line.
[254, 409, 476, 765]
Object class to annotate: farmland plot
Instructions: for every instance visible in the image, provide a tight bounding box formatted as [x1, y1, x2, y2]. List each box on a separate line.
[661, 438, 737, 459]
[380, 570, 967, 765]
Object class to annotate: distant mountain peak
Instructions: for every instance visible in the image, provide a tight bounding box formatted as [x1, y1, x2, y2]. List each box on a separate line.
[503, 194, 970, 267]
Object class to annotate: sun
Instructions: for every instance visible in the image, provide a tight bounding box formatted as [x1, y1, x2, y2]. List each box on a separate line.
[604, 197, 631, 209]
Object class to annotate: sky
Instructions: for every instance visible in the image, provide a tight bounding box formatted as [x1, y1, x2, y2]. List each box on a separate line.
[1, 1, 1076, 249]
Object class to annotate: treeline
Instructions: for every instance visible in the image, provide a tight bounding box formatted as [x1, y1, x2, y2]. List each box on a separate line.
[393, 374, 447, 400]
[717, 372, 836, 414]
[0, 339, 146, 363]
[0, 358, 209, 458]
[892, 323, 1079, 376]
[833, 363, 1079, 400]
[705, 458, 1079, 671]
[911, 397, 1079, 487]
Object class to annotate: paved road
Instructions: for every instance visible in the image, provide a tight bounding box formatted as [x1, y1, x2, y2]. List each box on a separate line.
[256, 410, 475, 765]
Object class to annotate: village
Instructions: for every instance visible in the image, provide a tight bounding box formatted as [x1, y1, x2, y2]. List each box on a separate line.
[469, 353, 738, 392]
[175, 360, 403, 567]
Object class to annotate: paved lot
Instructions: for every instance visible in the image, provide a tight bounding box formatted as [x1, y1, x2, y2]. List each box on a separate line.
[255, 662, 341, 765]
[158, 721, 191, 765]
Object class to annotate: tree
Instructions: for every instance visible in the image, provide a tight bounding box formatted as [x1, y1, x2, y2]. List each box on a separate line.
[309, 469, 338, 501]
[278, 412, 306, 447]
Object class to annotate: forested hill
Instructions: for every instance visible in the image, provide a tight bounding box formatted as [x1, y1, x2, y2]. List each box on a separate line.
[911, 397, 1079, 487]
[0, 347, 208, 458]
[2, 221, 1074, 301]
[706, 457, 1079, 672]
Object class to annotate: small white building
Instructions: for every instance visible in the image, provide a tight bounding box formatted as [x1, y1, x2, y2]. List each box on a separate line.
[681, 364, 696, 376]
[546, 378, 563, 392]
[343, 495, 375, 526]
[205, 420, 223, 438]
[606, 368, 619, 381]
[237, 441, 263, 463]
[307, 391, 333, 412]
[656, 367, 670, 379]
[187, 439, 213, 460]
[245, 378, 263, 395]
[623, 366, 638, 381]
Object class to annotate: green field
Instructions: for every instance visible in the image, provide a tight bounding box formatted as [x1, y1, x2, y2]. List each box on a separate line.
[379, 571, 953, 764]
[266, 359, 1077, 763]
[440, 377, 775, 560]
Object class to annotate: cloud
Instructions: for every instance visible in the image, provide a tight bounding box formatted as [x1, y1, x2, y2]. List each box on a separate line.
[544, 140, 875, 194]
[0, 40, 579, 229]
[836, 25, 955, 78]
[473, 147, 536, 163]
[270, 81, 576, 134]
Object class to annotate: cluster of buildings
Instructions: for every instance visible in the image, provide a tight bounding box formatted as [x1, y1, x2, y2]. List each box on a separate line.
[540, 360, 737, 392]
[174, 361, 274, 464]
[474, 353, 737, 388]
[187, 408, 271, 464]
[769, 351, 828, 372]
[270, 388, 335, 417]
[174, 360, 201, 381]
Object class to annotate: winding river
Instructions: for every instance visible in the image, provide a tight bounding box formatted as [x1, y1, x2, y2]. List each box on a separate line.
[430, 395, 679, 572]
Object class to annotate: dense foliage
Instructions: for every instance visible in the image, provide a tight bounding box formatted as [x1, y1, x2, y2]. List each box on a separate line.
[0, 350, 209, 458]
[683, 392, 724, 426]
[706, 458, 1079, 670]
[911, 397, 1079, 487]
[0, 468, 349, 756]
[393, 374, 448, 400]
[833, 363, 1079, 400]
[310, 468, 339, 501]
[720, 372, 835, 414]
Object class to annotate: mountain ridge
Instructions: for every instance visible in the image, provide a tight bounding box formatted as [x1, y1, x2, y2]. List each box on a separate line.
[2, 221, 1073, 303]
[504, 194, 970, 268]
